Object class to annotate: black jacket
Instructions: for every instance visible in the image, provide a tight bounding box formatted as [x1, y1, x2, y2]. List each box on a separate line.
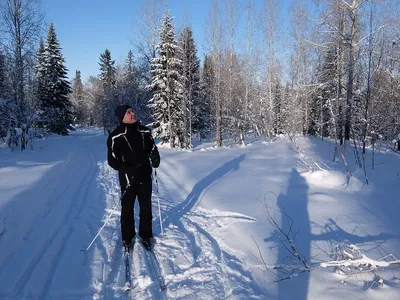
[107, 122, 160, 190]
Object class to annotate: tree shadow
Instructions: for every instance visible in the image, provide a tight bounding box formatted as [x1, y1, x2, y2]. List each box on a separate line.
[274, 168, 311, 300]
[264, 168, 399, 300]
[159, 154, 246, 230]
[312, 218, 398, 244]
[153, 154, 270, 298]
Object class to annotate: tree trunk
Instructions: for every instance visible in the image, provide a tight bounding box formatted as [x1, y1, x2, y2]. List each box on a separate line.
[344, 1, 357, 141]
[336, 5, 345, 145]
[362, 8, 374, 154]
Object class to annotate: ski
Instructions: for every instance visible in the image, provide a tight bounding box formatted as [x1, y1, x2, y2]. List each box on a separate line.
[148, 249, 167, 291]
[142, 241, 167, 291]
[124, 242, 133, 292]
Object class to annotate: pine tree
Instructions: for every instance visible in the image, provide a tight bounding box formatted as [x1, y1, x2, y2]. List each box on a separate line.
[41, 23, 72, 135]
[280, 83, 291, 134]
[179, 26, 200, 147]
[149, 9, 183, 147]
[196, 55, 214, 139]
[99, 49, 116, 89]
[71, 70, 85, 124]
[0, 51, 9, 99]
[121, 50, 151, 123]
[0, 50, 10, 139]
[34, 38, 46, 113]
[98, 49, 117, 133]
[273, 80, 282, 134]
[122, 51, 140, 114]
[124, 50, 138, 101]
[315, 46, 338, 139]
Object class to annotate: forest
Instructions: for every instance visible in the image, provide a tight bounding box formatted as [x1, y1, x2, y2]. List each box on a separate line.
[0, 0, 399, 159]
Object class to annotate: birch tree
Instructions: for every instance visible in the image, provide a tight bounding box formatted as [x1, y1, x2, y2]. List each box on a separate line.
[288, 0, 312, 136]
[224, 0, 244, 143]
[0, 0, 44, 148]
[207, 0, 223, 147]
[243, 0, 258, 137]
[261, 0, 279, 137]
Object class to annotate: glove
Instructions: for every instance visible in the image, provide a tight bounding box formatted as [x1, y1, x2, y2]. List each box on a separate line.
[149, 145, 160, 168]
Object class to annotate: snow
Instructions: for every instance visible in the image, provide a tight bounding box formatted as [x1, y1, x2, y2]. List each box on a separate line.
[0, 128, 399, 299]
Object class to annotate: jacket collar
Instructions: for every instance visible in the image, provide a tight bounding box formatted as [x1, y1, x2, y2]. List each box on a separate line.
[117, 121, 140, 132]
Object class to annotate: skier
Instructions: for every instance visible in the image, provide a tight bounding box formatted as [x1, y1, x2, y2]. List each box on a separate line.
[107, 104, 160, 252]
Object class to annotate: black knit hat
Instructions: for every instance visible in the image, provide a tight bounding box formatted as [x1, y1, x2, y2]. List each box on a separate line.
[114, 105, 132, 122]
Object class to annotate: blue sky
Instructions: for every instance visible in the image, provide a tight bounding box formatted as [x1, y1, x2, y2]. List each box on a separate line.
[42, 0, 215, 81]
[42, 0, 292, 81]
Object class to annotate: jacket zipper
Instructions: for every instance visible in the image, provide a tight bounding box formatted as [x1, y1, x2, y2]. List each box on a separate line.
[123, 135, 134, 153]
[121, 126, 147, 186]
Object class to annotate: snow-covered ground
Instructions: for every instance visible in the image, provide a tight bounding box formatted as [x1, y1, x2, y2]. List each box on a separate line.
[0, 127, 399, 299]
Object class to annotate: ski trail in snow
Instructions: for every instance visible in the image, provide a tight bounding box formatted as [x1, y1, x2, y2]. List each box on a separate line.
[17, 150, 97, 298]
[95, 161, 165, 299]
[8, 160, 92, 296]
[73, 137, 265, 299]
[91, 160, 123, 299]
[0, 217, 4, 236]
[0, 128, 109, 299]
[145, 154, 266, 299]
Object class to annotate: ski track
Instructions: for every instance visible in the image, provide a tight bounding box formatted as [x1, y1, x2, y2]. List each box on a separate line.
[139, 243, 166, 299]
[0, 166, 74, 274]
[0, 129, 267, 299]
[0, 130, 107, 300]
[109, 153, 265, 299]
[93, 150, 266, 299]
[15, 150, 96, 299]
[91, 161, 122, 300]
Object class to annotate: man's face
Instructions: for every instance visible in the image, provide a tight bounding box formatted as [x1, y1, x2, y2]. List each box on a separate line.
[122, 108, 137, 124]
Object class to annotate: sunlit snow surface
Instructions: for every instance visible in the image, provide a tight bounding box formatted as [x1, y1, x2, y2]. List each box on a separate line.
[0, 128, 399, 299]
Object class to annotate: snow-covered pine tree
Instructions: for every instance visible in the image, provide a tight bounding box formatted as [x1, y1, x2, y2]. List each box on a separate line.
[273, 79, 282, 135]
[122, 50, 152, 123]
[71, 70, 85, 124]
[196, 55, 214, 139]
[308, 44, 344, 142]
[149, 9, 183, 147]
[0, 51, 16, 148]
[98, 49, 117, 134]
[317, 46, 337, 139]
[42, 23, 72, 135]
[308, 87, 319, 136]
[223, 52, 247, 144]
[179, 26, 200, 148]
[280, 83, 291, 134]
[0, 51, 11, 140]
[121, 50, 142, 118]
[0, 51, 9, 100]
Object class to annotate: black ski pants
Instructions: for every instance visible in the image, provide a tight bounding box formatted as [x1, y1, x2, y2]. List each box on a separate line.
[120, 178, 153, 244]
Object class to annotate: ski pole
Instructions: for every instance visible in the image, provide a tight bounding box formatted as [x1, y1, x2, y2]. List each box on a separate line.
[84, 199, 119, 251]
[84, 184, 133, 252]
[154, 168, 159, 193]
[154, 169, 164, 235]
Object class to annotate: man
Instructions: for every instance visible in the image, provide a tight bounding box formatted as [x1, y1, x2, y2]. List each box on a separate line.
[107, 104, 160, 252]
